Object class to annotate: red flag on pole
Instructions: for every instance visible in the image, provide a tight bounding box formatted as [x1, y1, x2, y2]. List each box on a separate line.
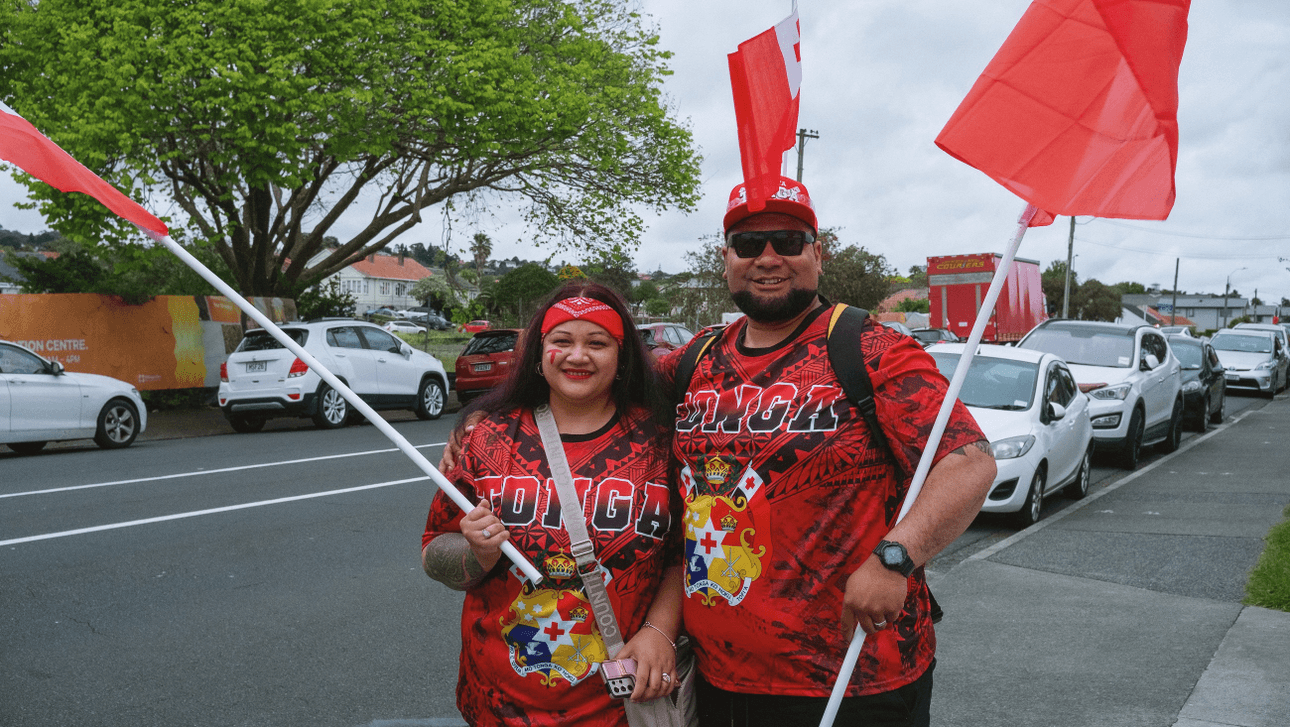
[0, 100, 169, 237]
[935, 0, 1190, 227]
[728, 9, 802, 213]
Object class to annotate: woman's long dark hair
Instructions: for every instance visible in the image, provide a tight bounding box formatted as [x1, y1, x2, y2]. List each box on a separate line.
[467, 281, 670, 436]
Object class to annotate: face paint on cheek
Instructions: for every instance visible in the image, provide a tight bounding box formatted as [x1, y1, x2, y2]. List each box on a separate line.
[547, 349, 558, 366]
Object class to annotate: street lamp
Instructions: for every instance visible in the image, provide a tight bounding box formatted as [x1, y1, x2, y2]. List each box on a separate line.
[1223, 267, 1247, 329]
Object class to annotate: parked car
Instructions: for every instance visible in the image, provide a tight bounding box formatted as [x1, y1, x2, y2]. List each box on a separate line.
[454, 329, 521, 403]
[364, 307, 398, 319]
[1232, 323, 1290, 391]
[1210, 329, 1285, 398]
[637, 322, 696, 357]
[423, 314, 453, 331]
[382, 320, 427, 335]
[1167, 334, 1227, 431]
[1, 340, 148, 453]
[218, 320, 449, 432]
[462, 320, 492, 334]
[929, 343, 1094, 526]
[396, 306, 436, 319]
[910, 328, 960, 347]
[879, 320, 914, 337]
[1018, 319, 1182, 469]
[1158, 325, 1195, 337]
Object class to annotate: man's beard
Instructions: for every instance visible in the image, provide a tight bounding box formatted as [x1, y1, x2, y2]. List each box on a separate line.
[730, 287, 818, 324]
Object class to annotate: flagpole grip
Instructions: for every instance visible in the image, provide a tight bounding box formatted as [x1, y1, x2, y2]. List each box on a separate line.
[819, 202, 1038, 727]
[150, 234, 544, 585]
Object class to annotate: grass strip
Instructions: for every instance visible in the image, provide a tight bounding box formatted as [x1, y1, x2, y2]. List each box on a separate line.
[1245, 505, 1290, 612]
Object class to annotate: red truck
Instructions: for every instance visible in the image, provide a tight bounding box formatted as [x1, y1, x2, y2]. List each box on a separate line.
[927, 253, 1048, 343]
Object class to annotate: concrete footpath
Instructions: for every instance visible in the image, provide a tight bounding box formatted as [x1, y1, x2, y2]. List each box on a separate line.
[929, 396, 1290, 727]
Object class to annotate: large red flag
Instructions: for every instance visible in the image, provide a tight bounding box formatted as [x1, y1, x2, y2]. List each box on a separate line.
[0, 100, 168, 237]
[935, 0, 1190, 227]
[728, 9, 802, 213]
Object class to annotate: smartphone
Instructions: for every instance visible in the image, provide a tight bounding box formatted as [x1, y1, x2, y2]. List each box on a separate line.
[599, 658, 637, 698]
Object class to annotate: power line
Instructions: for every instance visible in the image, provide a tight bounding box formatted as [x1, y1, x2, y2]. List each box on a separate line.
[1074, 235, 1280, 260]
[1094, 219, 1290, 241]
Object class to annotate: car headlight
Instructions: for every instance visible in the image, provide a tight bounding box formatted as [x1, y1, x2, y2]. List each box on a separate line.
[990, 435, 1036, 460]
[1255, 361, 1274, 370]
[1089, 383, 1132, 401]
[1182, 380, 1201, 392]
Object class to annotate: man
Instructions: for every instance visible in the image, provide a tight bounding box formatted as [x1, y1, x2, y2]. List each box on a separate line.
[653, 176, 995, 726]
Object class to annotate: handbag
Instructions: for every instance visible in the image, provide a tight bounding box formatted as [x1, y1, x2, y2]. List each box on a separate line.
[534, 405, 698, 727]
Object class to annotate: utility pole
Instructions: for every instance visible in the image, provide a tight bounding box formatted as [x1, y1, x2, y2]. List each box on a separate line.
[1170, 258, 1179, 326]
[1062, 216, 1075, 318]
[795, 128, 819, 182]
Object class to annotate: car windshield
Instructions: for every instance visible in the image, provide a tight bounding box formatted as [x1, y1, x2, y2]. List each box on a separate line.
[1170, 343, 1202, 369]
[1212, 334, 1272, 354]
[463, 333, 517, 356]
[235, 328, 308, 352]
[911, 330, 942, 344]
[930, 352, 1038, 410]
[1019, 327, 1135, 367]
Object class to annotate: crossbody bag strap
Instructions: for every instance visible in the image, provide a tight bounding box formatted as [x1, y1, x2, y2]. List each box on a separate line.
[533, 404, 627, 656]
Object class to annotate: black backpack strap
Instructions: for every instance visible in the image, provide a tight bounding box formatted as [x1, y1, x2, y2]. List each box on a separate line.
[826, 304, 941, 623]
[673, 329, 722, 407]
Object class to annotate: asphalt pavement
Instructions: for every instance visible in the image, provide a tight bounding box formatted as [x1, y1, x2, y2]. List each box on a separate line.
[132, 397, 1290, 727]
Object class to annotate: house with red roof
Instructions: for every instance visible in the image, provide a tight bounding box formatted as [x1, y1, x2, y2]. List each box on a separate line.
[322, 250, 434, 312]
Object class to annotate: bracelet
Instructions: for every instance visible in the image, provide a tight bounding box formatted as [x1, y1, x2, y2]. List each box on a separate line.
[642, 621, 676, 651]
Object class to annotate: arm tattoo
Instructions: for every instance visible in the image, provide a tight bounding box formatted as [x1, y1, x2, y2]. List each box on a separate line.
[950, 440, 992, 457]
[423, 534, 489, 591]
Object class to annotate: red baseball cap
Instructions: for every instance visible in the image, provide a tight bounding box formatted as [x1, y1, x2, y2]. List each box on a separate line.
[723, 176, 817, 234]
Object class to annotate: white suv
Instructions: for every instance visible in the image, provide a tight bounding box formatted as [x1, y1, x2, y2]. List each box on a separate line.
[218, 320, 449, 432]
[1019, 320, 1182, 469]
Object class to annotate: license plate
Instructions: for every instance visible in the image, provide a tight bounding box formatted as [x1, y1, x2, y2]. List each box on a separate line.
[1225, 374, 1238, 381]
[472, 363, 493, 372]
[246, 361, 268, 373]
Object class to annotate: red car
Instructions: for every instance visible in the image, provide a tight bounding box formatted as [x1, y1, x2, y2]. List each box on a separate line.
[637, 322, 696, 358]
[454, 329, 521, 403]
[462, 319, 492, 334]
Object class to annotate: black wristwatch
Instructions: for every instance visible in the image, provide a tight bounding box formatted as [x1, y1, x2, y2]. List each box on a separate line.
[873, 540, 916, 578]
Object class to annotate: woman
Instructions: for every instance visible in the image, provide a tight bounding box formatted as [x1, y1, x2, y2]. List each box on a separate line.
[422, 282, 683, 726]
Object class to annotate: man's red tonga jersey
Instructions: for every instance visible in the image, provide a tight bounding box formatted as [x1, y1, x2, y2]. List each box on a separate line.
[423, 405, 679, 726]
[657, 307, 986, 697]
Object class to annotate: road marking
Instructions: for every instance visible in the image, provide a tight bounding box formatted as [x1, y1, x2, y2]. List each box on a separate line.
[0, 442, 448, 500]
[1, 476, 430, 547]
[957, 407, 1258, 568]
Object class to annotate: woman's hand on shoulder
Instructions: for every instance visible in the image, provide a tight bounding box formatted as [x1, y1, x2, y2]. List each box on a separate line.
[616, 626, 677, 702]
[438, 411, 487, 474]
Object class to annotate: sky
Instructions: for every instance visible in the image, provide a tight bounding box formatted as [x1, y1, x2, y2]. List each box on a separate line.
[3, 0, 1288, 303]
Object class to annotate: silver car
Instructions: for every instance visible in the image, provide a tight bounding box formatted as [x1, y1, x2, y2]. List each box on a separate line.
[1232, 323, 1290, 392]
[1211, 329, 1285, 398]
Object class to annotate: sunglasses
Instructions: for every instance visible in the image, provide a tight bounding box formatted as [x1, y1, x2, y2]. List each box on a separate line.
[726, 230, 816, 259]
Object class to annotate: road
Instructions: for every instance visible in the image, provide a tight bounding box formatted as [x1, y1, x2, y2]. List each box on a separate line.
[0, 392, 1271, 726]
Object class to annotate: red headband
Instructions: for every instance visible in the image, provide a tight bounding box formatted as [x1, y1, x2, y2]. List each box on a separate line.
[540, 296, 624, 343]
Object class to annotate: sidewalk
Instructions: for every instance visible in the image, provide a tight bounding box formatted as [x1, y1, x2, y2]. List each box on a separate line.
[928, 396, 1290, 727]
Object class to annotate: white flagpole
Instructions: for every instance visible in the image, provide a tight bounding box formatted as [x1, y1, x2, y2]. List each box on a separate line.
[149, 233, 544, 585]
[819, 202, 1039, 726]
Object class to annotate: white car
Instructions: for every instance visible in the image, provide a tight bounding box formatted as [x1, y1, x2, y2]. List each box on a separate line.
[1231, 323, 1290, 393]
[382, 320, 427, 335]
[1018, 320, 1182, 469]
[218, 320, 449, 432]
[929, 344, 1094, 527]
[1, 339, 148, 454]
[1211, 329, 1285, 398]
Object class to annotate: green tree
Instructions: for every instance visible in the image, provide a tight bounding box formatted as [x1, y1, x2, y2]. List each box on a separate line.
[294, 279, 357, 320]
[670, 237, 728, 329]
[9, 237, 231, 303]
[581, 248, 639, 300]
[895, 297, 930, 314]
[818, 229, 893, 311]
[409, 275, 457, 312]
[633, 280, 660, 303]
[1073, 279, 1121, 321]
[492, 263, 559, 323]
[470, 233, 493, 283]
[644, 298, 671, 317]
[1, 0, 701, 297]
[907, 265, 928, 288]
[1042, 260, 1079, 317]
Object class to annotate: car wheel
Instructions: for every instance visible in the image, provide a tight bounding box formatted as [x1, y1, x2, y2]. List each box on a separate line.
[1014, 466, 1045, 527]
[1158, 398, 1183, 453]
[312, 385, 349, 429]
[1067, 447, 1092, 500]
[8, 441, 47, 455]
[1195, 395, 1210, 433]
[1120, 409, 1144, 470]
[1210, 391, 1226, 424]
[94, 398, 140, 449]
[229, 415, 266, 434]
[415, 378, 445, 420]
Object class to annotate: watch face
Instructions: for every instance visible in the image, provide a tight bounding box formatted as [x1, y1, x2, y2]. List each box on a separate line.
[881, 544, 902, 565]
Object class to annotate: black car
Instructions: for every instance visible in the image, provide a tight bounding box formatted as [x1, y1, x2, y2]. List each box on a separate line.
[1168, 334, 1226, 431]
[910, 328, 960, 347]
